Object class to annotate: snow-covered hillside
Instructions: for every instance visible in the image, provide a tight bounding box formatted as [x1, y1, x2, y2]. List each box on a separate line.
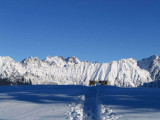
[0, 56, 154, 87]
[138, 55, 160, 87]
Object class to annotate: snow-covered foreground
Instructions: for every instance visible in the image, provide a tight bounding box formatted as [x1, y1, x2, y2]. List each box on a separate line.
[0, 85, 160, 120]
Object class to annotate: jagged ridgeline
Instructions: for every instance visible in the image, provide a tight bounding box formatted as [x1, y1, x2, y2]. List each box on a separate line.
[138, 55, 160, 87]
[0, 55, 159, 87]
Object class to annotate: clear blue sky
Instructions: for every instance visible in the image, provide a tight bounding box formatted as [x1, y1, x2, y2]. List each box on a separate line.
[0, 0, 160, 63]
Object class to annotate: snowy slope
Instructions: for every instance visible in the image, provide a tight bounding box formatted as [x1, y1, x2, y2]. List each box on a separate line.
[0, 85, 160, 120]
[0, 56, 153, 87]
[138, 55, 160, 86]
[0, 85, 86, 120]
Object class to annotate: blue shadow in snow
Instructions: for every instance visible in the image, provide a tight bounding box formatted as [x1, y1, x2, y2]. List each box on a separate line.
[97, 86, 160, 113]
[0, 85, 87, 104]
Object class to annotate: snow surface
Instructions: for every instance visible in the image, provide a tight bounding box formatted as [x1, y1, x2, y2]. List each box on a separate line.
[0, 85, 160, 120]
[138, 55, 160, 86]
[0, 56, 153, 87]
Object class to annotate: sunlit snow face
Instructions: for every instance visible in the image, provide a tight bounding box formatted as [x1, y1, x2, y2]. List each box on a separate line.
[0, 55, 155, 87]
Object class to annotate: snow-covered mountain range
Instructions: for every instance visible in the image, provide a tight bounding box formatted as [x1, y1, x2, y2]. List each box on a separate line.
[0, 55, 159, 87]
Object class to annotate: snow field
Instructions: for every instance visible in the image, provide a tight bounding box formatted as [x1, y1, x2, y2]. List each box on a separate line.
[0, 85, 160, 120]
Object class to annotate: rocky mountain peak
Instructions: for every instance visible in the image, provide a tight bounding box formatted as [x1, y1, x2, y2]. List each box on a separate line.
[138, 55, 160, 83]
[66, 56, 80, 64]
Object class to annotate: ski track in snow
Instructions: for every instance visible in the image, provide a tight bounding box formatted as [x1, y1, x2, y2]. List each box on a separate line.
[66, 95, 85, 120]
[100, 105, 120, 120]
[83, 87, 99, 120]
[67, 86, 120, 120]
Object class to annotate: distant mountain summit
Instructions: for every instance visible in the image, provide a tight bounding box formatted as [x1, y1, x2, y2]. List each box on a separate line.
[138, 55, 160, 87]
[0, 55, 159, 87]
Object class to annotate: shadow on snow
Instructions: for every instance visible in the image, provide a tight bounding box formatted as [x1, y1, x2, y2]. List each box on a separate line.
[0, 85, 86, 104]
[97, 86, 160, 114]
[0, 85, 160, 115]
